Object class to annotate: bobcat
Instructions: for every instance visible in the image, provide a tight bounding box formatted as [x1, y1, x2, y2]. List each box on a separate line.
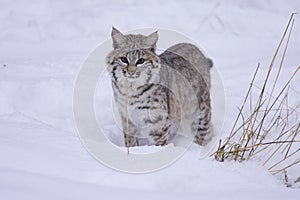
[106, 27, 213, 147]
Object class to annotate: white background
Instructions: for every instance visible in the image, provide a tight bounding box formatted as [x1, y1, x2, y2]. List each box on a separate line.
[0, 0, 300, 199]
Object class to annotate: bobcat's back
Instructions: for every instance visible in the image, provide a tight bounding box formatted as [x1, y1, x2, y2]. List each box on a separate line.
[159, 43, 213, 145]
[163, 43, 212, 87]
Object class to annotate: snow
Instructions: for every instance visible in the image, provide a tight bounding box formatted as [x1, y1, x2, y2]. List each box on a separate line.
[1, 0, 300, 199]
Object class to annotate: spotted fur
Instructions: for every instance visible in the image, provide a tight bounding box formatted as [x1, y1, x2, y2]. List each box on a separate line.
[106, 28, 213, 147]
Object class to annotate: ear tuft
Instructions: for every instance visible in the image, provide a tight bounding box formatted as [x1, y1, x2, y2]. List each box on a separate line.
[111, 27, 125, 49]
[145, 31, 158, 51]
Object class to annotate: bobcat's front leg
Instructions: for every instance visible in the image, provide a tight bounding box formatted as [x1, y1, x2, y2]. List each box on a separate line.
[124, 133, 139, 147]
[121, 116, 139, 147]
[150, 124, 170, 146]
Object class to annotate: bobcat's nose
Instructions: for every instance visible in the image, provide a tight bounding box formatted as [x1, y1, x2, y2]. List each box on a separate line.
[127, 65, 136, 75]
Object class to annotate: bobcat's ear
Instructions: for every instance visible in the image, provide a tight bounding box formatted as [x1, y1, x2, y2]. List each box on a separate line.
[111, 27, 125, 49]
[145, 31, 158, 51]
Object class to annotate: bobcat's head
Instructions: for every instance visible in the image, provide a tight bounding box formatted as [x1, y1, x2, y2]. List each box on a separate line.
[106, 28, 161, 89]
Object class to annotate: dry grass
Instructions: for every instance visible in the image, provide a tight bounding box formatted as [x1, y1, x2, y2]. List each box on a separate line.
[213, 13, 300, 187]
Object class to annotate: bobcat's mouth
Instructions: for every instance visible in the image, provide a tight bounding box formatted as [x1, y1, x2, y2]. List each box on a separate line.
[126, 71, 141, 79]
[128, 75, 136, 79]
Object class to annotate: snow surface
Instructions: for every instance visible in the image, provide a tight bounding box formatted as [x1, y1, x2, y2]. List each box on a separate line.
[1, 0, 300, 199]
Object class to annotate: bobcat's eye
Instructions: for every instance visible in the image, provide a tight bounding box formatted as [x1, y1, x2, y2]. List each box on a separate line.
[120, 57, 128, 64]
[136, 58, 145, 65]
